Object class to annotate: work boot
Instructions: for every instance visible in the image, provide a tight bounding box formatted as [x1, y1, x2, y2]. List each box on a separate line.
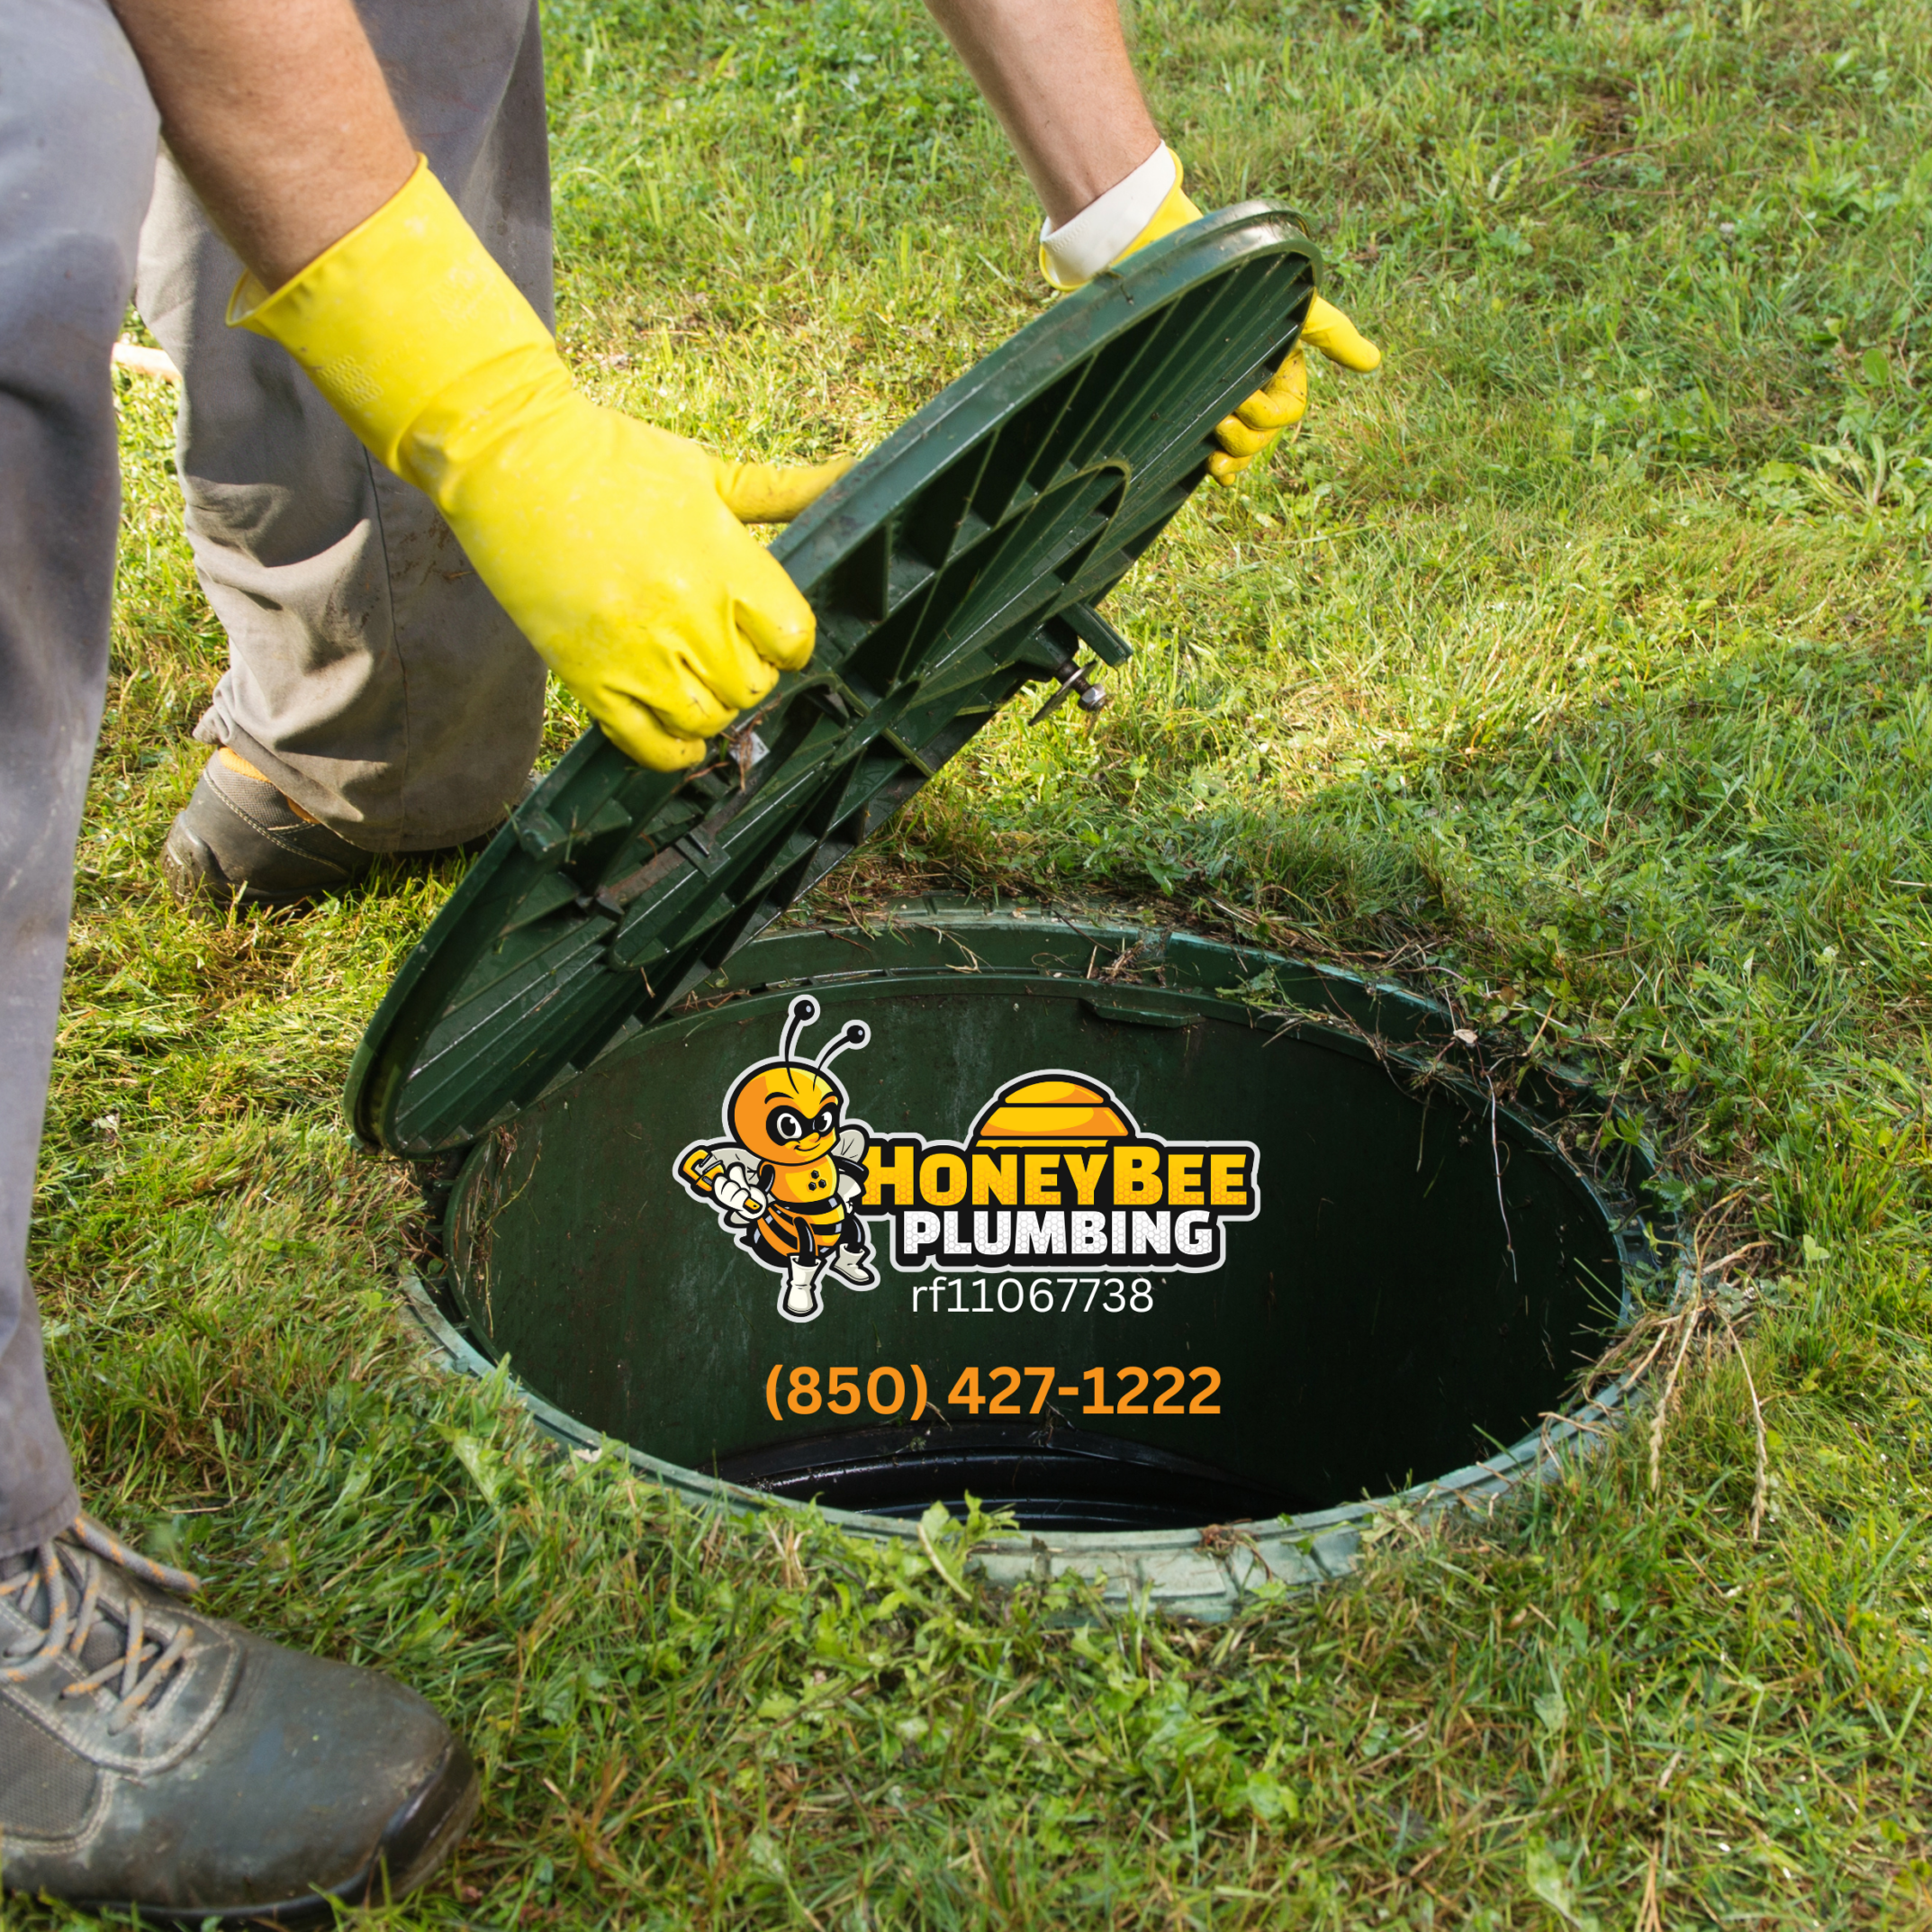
[163, 749, 520, 909]
[0, 1514, 478, 1923]
[161, 747, 374, 907]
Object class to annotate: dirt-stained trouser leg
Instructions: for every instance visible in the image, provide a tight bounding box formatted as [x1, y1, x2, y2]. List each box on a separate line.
[0, 0, 160, 1554]
[133, 0, 551, 853]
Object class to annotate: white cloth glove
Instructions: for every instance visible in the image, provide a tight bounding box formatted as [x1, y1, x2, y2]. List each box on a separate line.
[1039, 144, 1177, 291]
[713, 1168, 764, 1221]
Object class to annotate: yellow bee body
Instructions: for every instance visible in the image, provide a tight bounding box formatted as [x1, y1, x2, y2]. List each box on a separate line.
[766, 1157, 839, 1207]
[727, 1060, 849, 1258]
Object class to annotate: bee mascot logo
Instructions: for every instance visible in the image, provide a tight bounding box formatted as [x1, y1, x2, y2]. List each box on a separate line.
[678, 1001, 1263, 1324]
[674, 995, 879, 1325]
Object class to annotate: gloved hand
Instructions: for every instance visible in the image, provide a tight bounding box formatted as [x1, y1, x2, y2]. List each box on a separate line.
[713, 1169, 766, 1222]
[1202, 296, 1380, 483]
[1082, 150, 1382, 487]
[232, 159, 850, 770]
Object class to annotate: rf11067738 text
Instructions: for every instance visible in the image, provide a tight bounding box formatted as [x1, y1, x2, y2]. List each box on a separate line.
[908, 1275, 1157, 1314]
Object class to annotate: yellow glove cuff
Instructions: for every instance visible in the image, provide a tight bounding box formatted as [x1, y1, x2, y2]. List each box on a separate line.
[1115, 169, 1205, 265]
[1037, 149, 1205, 293]
[230, 157, 565, 502]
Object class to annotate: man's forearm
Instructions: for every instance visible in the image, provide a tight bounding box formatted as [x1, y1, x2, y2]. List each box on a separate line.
[115, 0, 1159, 285]
[108, 0, 413, 289]
[923, 0, 1160, 226]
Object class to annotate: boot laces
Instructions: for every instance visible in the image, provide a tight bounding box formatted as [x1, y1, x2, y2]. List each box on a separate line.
[0, 1514, 203, 1733]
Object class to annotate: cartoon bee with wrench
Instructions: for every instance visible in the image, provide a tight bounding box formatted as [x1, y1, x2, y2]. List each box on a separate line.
[674, 994, 877, 1324]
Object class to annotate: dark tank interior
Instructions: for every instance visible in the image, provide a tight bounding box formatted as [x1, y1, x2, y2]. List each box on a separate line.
[440, 920, 1643, 1532]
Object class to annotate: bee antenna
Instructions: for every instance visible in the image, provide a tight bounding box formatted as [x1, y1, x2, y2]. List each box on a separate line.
[816, 1019, 870, 1070]
[779, 994, 818, 1066]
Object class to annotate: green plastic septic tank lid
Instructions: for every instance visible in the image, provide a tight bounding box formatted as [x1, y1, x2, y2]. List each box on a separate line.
[350, 212, 1677, 1619]
[346, 201, 1323, 1156]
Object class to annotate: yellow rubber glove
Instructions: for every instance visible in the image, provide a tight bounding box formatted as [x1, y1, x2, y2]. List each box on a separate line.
[1106, 160, 1382, 487]
[1203, 297, 1381, 483]
[231, 159, 850, 770]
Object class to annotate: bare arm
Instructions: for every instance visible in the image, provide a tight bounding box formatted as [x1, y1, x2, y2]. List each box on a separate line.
[113, 0, 1154, 276]
[923, 0, 1160, 226]
[107, 0, 413, 289]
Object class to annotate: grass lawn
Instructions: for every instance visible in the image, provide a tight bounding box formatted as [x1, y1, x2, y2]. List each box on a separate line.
[46, 0, 1932, 1921]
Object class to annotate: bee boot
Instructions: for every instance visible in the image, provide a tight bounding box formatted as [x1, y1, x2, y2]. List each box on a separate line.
[0, 1515, 478, 1923]
[827, 1230, 877, 1291]
[777, 1258, 824, 1324]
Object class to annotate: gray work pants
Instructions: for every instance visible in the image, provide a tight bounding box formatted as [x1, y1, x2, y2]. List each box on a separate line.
[0, 0, 551, 1553]
[0, 0, 155, 1551]
[135, 5, 551, 852]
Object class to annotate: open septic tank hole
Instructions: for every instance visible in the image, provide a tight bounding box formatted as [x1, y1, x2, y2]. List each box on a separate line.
[426, 907, 1666, 1545]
